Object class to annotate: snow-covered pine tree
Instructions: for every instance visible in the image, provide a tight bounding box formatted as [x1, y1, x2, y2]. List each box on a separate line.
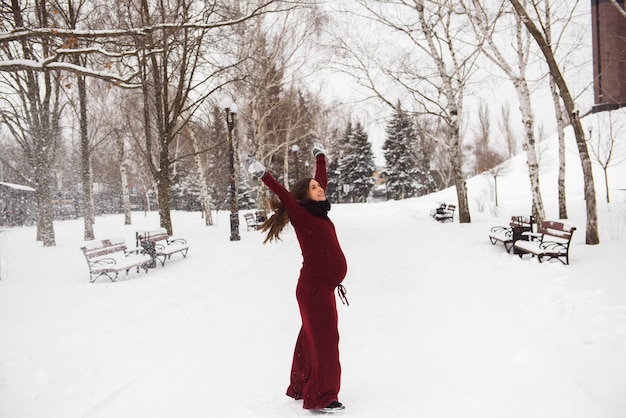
[237, 167, 256, 210]
[338, 122, 375, 203]
[325, 156, 341, 204]
[383, 104, 421, 200]
[413, 119, 438, 196]
[172, 172, 202, 211]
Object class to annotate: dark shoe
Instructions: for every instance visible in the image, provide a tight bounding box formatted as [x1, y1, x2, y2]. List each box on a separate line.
[320, 401, 345, 413]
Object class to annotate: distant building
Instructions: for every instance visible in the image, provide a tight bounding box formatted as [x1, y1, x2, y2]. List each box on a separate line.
[591, 0, 626, 112]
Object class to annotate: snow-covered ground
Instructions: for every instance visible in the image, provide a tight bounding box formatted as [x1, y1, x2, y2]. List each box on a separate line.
[1, 120, 625, 418]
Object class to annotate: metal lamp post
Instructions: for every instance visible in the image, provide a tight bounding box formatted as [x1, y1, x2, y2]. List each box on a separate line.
[221, 98, 240, 241]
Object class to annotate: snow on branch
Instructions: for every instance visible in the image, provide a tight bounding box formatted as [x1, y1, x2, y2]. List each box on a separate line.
[0, 0, 293, 86]
[0, 0, 288, 43]
[0, 59, 141, 88]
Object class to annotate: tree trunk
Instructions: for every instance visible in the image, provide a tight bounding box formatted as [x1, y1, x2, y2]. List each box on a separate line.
[544, 5, 568, 220]
[449, 122, 471, 223]
[34, 162, 55, 247]
[119, 140, 132, 226]
[191, 131, 213, 226]
[517, 84, 545, 226]
[465, 0, 543, 224]
[603, 167, 611, 203]
[78, 74, 95, 240]
[157, 148, 173, 236]
[550, 77, 568, 219]
[415, 1, 470, 223]
[283, 143, 290, 187]
[508, 0, 599, 244]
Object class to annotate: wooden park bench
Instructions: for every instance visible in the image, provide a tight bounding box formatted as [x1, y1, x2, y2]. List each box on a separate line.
[431, 203, 456, 223]
[244, 213, 261, 231]
[244, 210, 267, 231]
[513, 221, 576, 265]
[135, 228, 189, 267]
[80, 238, 152, 283]
[488, 215, 535, 253]
[255, 210, 267, 223]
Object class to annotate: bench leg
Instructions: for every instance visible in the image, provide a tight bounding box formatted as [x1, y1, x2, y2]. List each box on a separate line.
[100, 272, 118, 282]
[517, 251, 539, 262]
[545, 254, 568, 265]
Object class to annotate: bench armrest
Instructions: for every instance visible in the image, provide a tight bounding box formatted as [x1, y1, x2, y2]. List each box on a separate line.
[88, 257, 117, 267]
[539, 241, 568, 251]
[167, 237, 187, 245]
[125, 246, 143, 255]
[522, 232, 542, 241]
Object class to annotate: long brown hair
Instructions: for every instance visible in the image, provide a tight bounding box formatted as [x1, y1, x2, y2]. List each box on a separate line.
[259, 177, 313, 244]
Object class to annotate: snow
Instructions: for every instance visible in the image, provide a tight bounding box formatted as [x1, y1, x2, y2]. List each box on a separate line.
[0, 182, 36, 192]
[1, 123, 626, 418]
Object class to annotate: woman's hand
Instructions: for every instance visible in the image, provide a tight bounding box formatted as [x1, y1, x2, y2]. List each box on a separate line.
[311, 143, 326, 158]
[245, 155, 266, 179]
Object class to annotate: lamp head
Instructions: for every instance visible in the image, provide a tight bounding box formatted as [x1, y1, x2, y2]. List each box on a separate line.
[220, 98, 237, 114]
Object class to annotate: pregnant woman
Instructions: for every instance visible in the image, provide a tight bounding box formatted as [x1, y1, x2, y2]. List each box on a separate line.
[246, 143, 348, 413]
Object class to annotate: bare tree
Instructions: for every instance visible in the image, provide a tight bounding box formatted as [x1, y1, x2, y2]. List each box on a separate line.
[498, 101, 517, 158]
[508, 0, 599, 244]
[462, 0, 546, 226]
[1, 0, 290, 239]
[588, 110, 626, 203]
[473, 100, 507, 176]
[472, 101, 509, 212]
[542, 0, 588, 219]
[188, 125, 214, 226]
[237, 6, 329, 209]
[549, 74, 569, 219]
[51, 0, 97, 239]
[0, 0, 64, 246]
[341, 0, 480, 222]
[486, 160, 512, 214]
[544, 0, 568, 220]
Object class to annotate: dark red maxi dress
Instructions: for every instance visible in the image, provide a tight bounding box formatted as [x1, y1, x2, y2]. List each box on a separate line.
[260, 154, 348, 410]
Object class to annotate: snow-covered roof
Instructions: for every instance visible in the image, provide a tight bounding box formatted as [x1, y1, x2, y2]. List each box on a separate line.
[0, 182, 35, 192]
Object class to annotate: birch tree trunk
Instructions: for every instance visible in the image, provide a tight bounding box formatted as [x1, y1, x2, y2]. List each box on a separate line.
[543, 2, 568, 219]
[118, 138, 132, 226]
[191, 131, 213, 226]
[416, 0, 471, 223]
[465, 0, 545, 224]
[78, 73, 95, 240]
[508, 0, 599, 244]
[549, 76, 568, 219]
[518, 89, 546, 226]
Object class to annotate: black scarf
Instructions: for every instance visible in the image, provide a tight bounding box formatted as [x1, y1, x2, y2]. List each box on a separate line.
[301, 199, 331, 218]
